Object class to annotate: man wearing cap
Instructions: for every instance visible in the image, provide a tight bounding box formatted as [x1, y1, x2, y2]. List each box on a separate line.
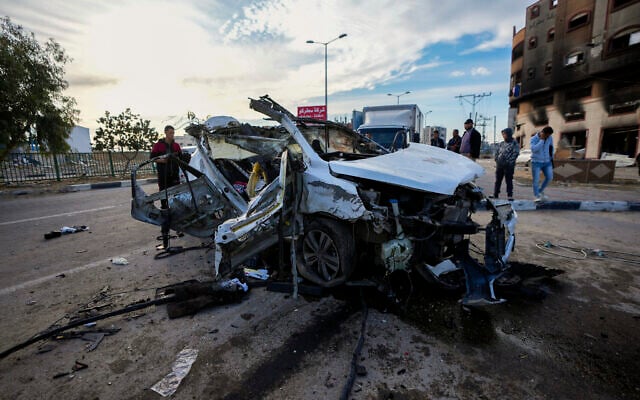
[460, 119, 481, 160]
[491, 128, 519, 201]
[530, 125, 554, 201]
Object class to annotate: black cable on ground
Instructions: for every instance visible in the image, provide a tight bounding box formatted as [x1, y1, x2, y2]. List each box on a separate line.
[340, 289, 369, 400]
[154, 243, 211, 259]
[0, 296, 174, 360]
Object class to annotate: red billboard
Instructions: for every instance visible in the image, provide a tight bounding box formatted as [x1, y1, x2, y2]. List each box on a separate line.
[297, 105, 327, 120]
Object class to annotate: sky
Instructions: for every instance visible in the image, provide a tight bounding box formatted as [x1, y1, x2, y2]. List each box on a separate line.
[1, 0, 534, 143]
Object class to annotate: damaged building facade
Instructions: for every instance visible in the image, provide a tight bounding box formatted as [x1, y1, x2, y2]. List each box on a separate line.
[509, 0, 640, 159]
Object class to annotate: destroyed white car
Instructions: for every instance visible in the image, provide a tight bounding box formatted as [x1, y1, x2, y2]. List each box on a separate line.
[131, 96, 517, 305]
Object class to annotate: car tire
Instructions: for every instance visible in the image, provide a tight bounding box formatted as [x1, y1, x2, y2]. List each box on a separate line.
[296, 217, 355, 287]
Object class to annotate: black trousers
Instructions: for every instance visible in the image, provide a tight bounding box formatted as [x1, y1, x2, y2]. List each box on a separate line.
[494, 163, 515, 197]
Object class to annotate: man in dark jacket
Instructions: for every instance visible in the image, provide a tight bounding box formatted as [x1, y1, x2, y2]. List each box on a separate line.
[447, 129, 461, 153]
[151, 125, 183, 192]
[430, 130, 445, 148]
[460, 119, 481, 160]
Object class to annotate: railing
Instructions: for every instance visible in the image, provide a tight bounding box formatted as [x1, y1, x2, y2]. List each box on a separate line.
[1, 151, 157, 183]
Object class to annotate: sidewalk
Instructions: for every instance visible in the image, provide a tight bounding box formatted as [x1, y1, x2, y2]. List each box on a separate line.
[474, 159, 640, 211]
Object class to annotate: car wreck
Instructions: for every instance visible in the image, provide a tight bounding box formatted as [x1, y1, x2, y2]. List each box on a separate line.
[131, 96, 517, 306]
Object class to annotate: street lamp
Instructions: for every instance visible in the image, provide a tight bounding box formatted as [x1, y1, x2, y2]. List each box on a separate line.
[387, 91, 411, 105]
[306, 33, 348, 119]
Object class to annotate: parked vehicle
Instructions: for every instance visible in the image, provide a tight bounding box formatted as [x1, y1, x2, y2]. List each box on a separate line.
[131, 96, 517, 305]
[356, 104, 423, 151]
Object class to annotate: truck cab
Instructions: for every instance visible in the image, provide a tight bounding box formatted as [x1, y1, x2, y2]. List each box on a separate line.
[356, 125, 410, 151]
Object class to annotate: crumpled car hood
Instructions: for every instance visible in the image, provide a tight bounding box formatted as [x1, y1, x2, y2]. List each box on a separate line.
[328, 143, 485, 195]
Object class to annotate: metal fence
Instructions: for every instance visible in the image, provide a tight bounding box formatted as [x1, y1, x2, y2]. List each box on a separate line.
[1, 151, 157, 183]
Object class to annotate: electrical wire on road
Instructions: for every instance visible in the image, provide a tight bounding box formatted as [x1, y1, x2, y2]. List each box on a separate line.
[535, 241, 640, 265]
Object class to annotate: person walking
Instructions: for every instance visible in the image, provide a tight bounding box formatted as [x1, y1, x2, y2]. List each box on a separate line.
[530, 126, 554, 202]
[460, 119, 481, 160]
[447, 129, 461, 153]
[430, 130, 445, 148]
[491, 128, 519, 201]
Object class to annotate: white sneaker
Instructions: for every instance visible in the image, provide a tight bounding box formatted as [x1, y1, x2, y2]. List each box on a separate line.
[534, 196, 542, 202]
[541, 192, 549, 201]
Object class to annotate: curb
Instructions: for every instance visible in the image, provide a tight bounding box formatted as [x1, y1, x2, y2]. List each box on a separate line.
[484, 199, 640, 212]
[65, 178, 157, 192]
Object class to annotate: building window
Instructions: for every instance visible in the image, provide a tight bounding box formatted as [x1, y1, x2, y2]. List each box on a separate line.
[565, 51, 585, 66]
[550, 0, 558, 8]
[512, 41, 524, 60]
[565, 112, 586, 122]
[568, 12, 590, 31]
[612, 0, 639, 12]
[608, 28, 640, 53]
[529, 36, 538, 49]
[544, 61, 553, 74]
[566, 85, 592, 100]
[528, 67, 536, 80]
[533, 95, 554, 107]
[547, 28, 555, 42]
[531, 5, 540, 18]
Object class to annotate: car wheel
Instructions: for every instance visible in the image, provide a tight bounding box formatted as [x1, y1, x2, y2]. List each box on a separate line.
[297, 218, 355, 287]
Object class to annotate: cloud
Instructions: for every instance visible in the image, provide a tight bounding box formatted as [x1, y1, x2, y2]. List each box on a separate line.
[68, 74, 118, 88]
[471, 67, 491, 76]
[2, 0, 530, 133]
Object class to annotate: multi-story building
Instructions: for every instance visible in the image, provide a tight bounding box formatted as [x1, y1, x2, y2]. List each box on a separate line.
[509, 0, 640, 160]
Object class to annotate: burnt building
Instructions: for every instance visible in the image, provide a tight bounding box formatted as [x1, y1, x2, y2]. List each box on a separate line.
[509, 0, 640, 159]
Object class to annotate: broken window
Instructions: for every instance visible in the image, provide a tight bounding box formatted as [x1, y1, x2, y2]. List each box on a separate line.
[565, 51, 585, 66]
[568, 12, 590, 31]
[547, 28, 555, 42]
[608, 28, 640, 53]
[529, 36, 538, 49]
[530, 5, 540, 19]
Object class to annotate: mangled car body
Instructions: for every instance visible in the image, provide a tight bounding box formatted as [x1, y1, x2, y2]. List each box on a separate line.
[132, 96, 517, 305]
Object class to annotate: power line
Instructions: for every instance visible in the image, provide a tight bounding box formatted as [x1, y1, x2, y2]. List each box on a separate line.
[455, 92, 492, 121]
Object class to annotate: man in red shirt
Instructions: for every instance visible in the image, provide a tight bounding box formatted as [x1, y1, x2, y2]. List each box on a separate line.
[151, 125, 183, 193]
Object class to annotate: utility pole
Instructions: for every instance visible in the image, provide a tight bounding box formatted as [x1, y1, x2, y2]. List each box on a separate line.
[477, 114, 492, 143]
[455, 92, 492, 121]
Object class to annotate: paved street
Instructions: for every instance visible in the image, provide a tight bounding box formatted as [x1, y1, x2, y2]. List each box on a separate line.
[0, 179, 639, 399]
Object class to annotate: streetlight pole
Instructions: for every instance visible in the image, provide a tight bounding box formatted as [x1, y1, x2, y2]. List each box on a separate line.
[387, 91, 411, 105]
[306, 33, 347, 119]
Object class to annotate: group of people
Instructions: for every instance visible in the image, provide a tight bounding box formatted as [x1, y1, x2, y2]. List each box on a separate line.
[430, 118, 482, 160]
[429, 118, 554, 202]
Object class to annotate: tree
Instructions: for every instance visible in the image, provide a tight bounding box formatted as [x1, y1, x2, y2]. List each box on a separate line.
[93, 108, 158, 176]
[0, 16, 79, 161]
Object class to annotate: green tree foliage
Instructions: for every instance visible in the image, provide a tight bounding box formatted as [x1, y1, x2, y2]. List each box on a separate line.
[93, 108, 158, 176]
[0, 16, 79, 161]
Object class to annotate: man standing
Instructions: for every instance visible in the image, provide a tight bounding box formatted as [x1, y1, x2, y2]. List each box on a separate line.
[491, 128, 519, 201]
[430, 130, 445, 148]
[151, 125, 183, 198]
[447, 129, 461, 153]
[530, 126, 554, 202]
[460, 119, 481, 160]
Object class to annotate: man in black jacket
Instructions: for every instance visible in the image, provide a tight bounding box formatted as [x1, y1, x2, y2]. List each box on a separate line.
[430, 130, 445, 148]
[460, 119, 481, 160]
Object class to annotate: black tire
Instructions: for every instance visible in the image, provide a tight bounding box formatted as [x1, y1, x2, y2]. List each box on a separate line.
[297, 217, 355, 287]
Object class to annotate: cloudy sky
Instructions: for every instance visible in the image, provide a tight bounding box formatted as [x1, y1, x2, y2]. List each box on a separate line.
[2, 0, 533, 142]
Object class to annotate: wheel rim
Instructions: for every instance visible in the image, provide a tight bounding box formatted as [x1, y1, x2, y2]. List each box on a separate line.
[302, 229, 341, 281]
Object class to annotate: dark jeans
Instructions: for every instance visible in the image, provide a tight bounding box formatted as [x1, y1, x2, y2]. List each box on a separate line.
[494, 163, 515, 197]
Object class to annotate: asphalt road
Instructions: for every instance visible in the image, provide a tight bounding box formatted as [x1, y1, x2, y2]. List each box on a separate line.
[0, 184, 162, 291]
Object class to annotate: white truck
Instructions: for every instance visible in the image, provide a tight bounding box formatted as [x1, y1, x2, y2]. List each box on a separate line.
[356, 104, 424, 151]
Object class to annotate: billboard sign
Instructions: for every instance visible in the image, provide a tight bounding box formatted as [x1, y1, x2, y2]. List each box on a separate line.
[297, 105, 327, 120]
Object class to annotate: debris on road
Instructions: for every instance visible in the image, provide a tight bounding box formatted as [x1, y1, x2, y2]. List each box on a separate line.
[44, 225, 89, 240]
[150, 348, 198, 397]
[110, 257, 129, 265]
